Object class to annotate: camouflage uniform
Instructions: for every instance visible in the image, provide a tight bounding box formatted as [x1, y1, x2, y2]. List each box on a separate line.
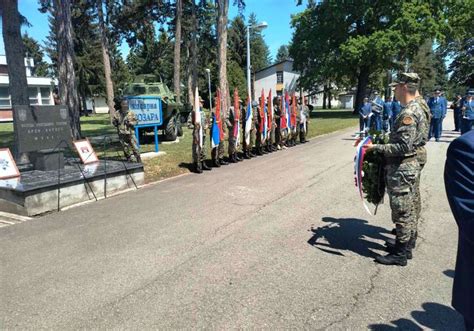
[251, 103, 259, 155]
[255, 104, 266, 155]
[298, 103, 310, 143]
[273, 100, 282, 148]
[112, 103, 141, 163]
[226, 106, 241, 162]
[187, 109, 210, 172]
[373, 73, 429, 266]
[266, 104, 276, 152]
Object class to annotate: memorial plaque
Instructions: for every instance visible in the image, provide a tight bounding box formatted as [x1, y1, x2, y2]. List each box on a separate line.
[13, 105, 72, 153]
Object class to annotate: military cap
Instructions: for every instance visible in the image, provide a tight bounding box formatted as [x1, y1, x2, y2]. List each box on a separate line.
[390, 73, 420, 87]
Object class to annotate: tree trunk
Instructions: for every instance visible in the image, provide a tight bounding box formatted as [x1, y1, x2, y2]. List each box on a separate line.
[322, 89, 327, 109]
[173, 0, 182, 103]
[354, 66, 370, 114]
[327, 85, 332, 109]
[54, 0, 82, 139]
[216, 0, 229, 115]
[186, 44, 194, 106]
[1, 0, 29, 159]
[97, 0, 115, 120]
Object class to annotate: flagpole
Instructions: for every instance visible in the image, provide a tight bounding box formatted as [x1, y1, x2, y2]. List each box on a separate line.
[205, 68, 212, 113]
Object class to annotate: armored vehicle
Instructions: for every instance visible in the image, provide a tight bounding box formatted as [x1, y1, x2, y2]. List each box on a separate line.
[122, 75, 185, 141]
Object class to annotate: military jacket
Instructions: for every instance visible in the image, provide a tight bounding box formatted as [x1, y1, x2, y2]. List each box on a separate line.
[374, 97, 429, 158]
[113, 111, 138, 135]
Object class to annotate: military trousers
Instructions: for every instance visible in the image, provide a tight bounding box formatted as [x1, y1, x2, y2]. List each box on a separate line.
[119, 133, 140, 162]
[192, 134, 207, 163]
[385, 160, 421, 243]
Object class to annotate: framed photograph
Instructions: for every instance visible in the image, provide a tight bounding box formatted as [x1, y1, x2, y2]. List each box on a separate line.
[73, 139, 99, 164]
[0, 148, 20, 179]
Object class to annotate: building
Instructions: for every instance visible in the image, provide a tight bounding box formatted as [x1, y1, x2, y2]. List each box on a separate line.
[0, 55, 55, 122]
[253, 59, 354, 109]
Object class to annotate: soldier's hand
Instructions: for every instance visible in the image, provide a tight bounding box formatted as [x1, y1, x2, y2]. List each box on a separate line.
[363, 142, 374, 151]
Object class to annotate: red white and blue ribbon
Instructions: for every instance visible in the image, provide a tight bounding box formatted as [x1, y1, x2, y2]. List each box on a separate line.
[354, 135, 373, 215]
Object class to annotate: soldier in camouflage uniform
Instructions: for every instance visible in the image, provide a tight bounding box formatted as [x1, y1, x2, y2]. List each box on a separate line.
[187, 98, 211, 173]
[298, 97, 310, 143]
[266, 98, 277, 152]
[112, 99, 142, 163]
[365, 73, 429, 266]
[226, 104, 242, 163]
[273, 97, 282, 150]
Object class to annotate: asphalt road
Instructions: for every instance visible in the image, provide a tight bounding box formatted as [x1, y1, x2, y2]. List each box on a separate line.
[1, 115, 465, 329]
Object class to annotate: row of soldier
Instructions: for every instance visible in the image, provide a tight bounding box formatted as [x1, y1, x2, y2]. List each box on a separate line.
[358, 92, 402, 133]
[188, 89, 311, 174]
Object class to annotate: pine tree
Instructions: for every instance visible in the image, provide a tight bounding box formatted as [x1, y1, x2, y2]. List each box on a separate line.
[22, 33, 50, 77]
[274, 45, 290, 63]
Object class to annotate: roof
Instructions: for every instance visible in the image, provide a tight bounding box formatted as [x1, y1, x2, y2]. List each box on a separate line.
[254, 59, 294, 74]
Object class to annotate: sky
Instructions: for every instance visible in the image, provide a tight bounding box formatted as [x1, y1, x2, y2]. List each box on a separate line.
[0, 0, 306, 63]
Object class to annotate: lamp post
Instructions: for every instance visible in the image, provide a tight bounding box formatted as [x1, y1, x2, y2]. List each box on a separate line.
[246, 21, 268, 102]
[205, 68, 212, 112]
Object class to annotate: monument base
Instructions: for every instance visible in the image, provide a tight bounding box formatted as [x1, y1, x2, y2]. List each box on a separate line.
[0, 159, 144, 216]
[30, 150, 65, 171]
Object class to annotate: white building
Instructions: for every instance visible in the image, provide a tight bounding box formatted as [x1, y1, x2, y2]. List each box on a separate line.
[0, 55, 56, 122]
[253, 59, 354, 109]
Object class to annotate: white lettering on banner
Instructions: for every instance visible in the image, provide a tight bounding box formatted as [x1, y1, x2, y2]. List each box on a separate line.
[127, 97, 163, 126]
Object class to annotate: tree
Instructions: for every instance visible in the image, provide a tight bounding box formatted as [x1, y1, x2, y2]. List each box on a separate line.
[1, 0, 29, 107]
[1, 0, 29, 159]
[248, 13, 271, 72]
[22, 33, 49, 77]
[97, 0, 115, 119]
[216, 0, 230, 113]
[275, 45, 290, 63]
[173, 0, 182, 103]
[290, 1, 445, 112]
[53, 0, 82, 138]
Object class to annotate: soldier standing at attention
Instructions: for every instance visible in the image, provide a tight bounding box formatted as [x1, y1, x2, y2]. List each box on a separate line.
[226, 104, 242, 163]
[452, 94, 463, 132]
[112, 98, 142, 163]
[364, 73, 429, 266]
[359, 97, 372, 132]
[461, 90, 474, 134]
[298, 97, 310, 143]
[428, 89, 444, 142]
[251, 100, 259, 156]
[187, 97, 211, 173]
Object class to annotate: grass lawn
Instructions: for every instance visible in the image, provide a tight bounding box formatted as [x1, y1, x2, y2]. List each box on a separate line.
[0, 109, 358, 183]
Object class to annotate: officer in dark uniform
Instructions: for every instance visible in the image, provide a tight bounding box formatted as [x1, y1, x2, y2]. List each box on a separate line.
[461, 90, 474, 134]
[427, 89, 444, 141]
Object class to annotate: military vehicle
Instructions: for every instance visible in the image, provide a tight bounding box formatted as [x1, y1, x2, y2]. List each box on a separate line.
[122, 75, 186, 141]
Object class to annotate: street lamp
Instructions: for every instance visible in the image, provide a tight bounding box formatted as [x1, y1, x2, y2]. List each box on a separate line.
[247, 21, 268, 102]
[205, 68, 212, 112]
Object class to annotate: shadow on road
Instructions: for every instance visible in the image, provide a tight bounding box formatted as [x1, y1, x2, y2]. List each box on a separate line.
[307, 217, 390, 258]
[443, 269, 455, 279]
[368, 302, 464, 330]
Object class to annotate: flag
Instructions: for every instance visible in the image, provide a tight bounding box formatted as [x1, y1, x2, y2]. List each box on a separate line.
[194, 86, 203, 148]
[233, 89, 240, 147]
[267, 90, 273, 134]
[211, 89, 221, 148]
[285, 91, 291, 129]
[216, 89, 224, 141]
[244, 97, 252, 145]
[259, 89, 266, 142]
[280, 95, 288, 130]
[290, 93, 297, 129]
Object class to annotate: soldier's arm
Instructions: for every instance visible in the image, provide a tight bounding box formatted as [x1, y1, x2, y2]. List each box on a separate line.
[225, 109, 233, 128]
[372, 113, 418, 157]
[127, 113, 138, 127]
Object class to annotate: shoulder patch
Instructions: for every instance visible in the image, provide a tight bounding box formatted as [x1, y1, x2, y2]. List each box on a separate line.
[402, 116, 414, 125]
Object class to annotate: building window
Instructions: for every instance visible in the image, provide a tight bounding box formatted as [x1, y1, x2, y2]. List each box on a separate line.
[0, 86, 11, 108]
[28, 87, 39, 105]
[40, 87, 52, 105]
[276, 71, 283, 84]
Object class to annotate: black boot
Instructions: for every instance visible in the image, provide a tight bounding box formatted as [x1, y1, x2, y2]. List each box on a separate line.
[244, 151, 250, 159]
[229, 154, 237, 163]
[235, 153, 243, 162]
[219, 158, 229, 165]
[375, 241, 408, 266]
[386, 232, 417, 260]
[202, 161, 212, 171]
[213, 159, 221, 167]
[249, 150, 256, 158]
[194, 162, 203, 174]
[262, 146, 268, 154]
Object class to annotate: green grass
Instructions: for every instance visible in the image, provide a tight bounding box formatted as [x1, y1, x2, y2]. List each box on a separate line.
[0, 109, 358, 183]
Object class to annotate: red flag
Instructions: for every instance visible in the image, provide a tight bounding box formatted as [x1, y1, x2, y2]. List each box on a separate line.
[267, 90, 273, 132]
[216, 89, 224, 141]
[290, 93, 297, 128]
[280, 95, 287, 130]
[259, 89, 265, 133]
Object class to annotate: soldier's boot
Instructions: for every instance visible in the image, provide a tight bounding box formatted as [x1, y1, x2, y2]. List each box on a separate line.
[229, 153, 237, 163]
[219, 158, 229, 165]
[375, 241, 408, 266]
[385, 231, 417, 259]
[243, 150, 251, 159]
[235, 153, 243, 162]
[256, 147, 263, 156]
[260, 146, 267, 154]
[249, 150, 256, 157]
[202, 160, 212, 171]
[194, 162, 203, 174]
[213, 158, 221, 167]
